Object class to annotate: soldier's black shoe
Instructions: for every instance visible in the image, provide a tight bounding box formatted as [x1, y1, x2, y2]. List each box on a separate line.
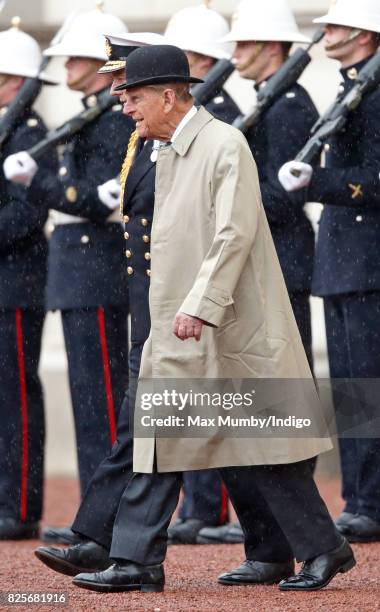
[41, 525, 84, 545]
[73, 562, 165, 593]
[35, 541, 111, 577]
[168, 518, 207, 544]
[335, 512, 356, 533]
[218, 559, 295, 585]
[279, 539, 355, 591]
[0, 518, 39, 540]
[197, 522, 244, 544]
[341, 514, 380, 543]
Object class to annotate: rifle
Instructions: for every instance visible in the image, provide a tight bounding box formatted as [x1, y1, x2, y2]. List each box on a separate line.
[191, 58, 235, 106]
[291, 51, 380, 174]
[0, 11, 78, 148]
[27, 89, 115, 160]
[233, 28, 325, 133]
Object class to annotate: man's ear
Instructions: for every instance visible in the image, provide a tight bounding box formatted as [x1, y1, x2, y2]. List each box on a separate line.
[163, 88, 176, 113]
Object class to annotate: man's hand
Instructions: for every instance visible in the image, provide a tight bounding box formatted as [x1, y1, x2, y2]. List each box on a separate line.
[278, 161, 313, 192]
[173, 312, 204, 341]
[97, 178, 121, 210]
[3, 151, 38, 187]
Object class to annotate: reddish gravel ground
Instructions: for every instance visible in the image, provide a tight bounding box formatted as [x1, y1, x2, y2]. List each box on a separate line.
[0, 477, 379, 611]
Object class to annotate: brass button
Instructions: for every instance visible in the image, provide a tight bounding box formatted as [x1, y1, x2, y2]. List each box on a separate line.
[141, 218, 149, 227]
[142, 235, 150, 243]
[87, 94, 97, 107]
[123, 215, 130, 223]
[144, 252, 151, 261]
[124, 232, 129, 240]
[59, 166, 68, 177]
[324, 144, 330, 152]
[356, 215, 363, 222]
[27, 117, 38, 127]
[347, 67, 357, 80]
[146, 269, 151, 277]
[65, 186, 77, 203]
[127, 266, 134, 275]
[125, 249, 132, 258]
[81, 235, 89, 244]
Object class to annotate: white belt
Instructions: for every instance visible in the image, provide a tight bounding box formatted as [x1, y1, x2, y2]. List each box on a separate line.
[51, 209, 122, 226]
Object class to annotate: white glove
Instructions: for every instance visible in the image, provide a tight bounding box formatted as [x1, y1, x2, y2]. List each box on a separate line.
[278, 161, 313, 192]
[3, 151, 38, 187]
[97, 178, 121, 210]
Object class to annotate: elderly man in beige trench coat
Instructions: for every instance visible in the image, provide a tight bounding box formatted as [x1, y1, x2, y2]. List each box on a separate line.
[67, 45, 355, 595]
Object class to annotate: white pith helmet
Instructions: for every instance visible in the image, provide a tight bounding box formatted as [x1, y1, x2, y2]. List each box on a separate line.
[224, 0, 311, 44]
[314, 0, 380, 35]
[164, 1, 234, 60]
[99, 32, 166, 74]
[44, 1, 128, 61]
[0, 17, 57, 83]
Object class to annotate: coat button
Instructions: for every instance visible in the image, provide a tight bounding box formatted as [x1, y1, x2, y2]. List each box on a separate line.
[123, 215, 130, 223]
[324, 143, 330, 152]
[124, 232, 129, 240]
[127, 266, 134, 275]
[141, 218, 149, 226]
[142, 235, 150, 243]
[81, 235, 90, 244]
[59, 166, 68, 176]
[125, 249, 132, 258]
[356, 215, 363, 222]
[144, 252, 151, 261]
[146, 269, 151, 277]
[65, 186, 77, 203]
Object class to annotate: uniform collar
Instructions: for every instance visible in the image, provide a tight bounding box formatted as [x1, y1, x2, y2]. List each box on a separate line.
[82, 87, 108, 110]
[170, 106, 214, 157]
[340, 55, 375, 85]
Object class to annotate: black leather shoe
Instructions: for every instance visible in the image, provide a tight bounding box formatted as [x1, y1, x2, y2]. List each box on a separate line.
[279, 539, 355, 591]
[335, 512, 356, 533]
[0, 518, 39, 540]
[197, 522, 244, 544]
[342, 514, 380, 543]
[168, 518, 206, 544]
[41, 525, 84, 545]
[218, 559, 295, 585]
[73, 562, 165, 593]
[35, 541, 111, 577]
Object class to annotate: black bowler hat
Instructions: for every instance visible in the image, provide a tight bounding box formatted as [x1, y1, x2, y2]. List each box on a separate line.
[114, 44, 203, 91]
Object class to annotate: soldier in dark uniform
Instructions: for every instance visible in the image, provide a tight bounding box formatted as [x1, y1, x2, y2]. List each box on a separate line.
[279, 0, 380, 543]
[0, 20, 58, 539]
[176, 0, 319, 547]
[4, 6, 134, 544]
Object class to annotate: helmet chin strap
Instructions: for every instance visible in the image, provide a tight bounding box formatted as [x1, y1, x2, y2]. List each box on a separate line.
[0, 74, 9, 88]
[236, 42, 265, 72]
[325, 28, 362, 51]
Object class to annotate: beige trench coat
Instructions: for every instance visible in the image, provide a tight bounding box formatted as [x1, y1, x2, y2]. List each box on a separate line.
[133, 107, 332, 473]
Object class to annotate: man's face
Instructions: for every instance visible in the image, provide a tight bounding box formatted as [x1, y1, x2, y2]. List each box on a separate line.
[65, 57, 100, 91]
[110, 68, 126, 97]
[120, 86, 169, 140]
[185, 51, 213, 80]
[234, 41, 269, 81]
[0, 74, 23, 107]
[324, 25, 358, 61]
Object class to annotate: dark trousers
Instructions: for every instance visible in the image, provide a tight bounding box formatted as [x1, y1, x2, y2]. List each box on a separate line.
[178, 291, 313, 526]
[109, 460, 341, 566]
[72, 341, 143, 545]
[61, 306, 128, 496]
[0, 308, 45, 522]
[324, 292, 380, 521]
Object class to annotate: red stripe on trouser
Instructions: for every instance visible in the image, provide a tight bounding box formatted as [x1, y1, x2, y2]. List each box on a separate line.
[97, 307, 117, 445]
[219, 482, 229, 525]
[15, 309, 29, 522]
